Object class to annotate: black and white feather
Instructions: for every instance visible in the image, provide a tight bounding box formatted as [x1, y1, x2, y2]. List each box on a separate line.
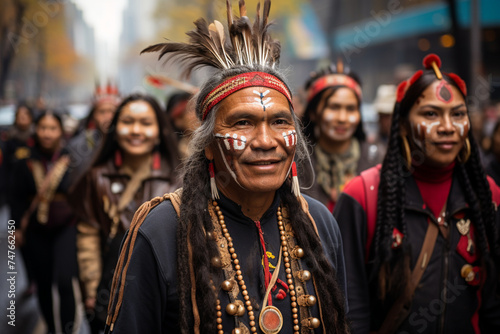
[141, 0, 281, 78]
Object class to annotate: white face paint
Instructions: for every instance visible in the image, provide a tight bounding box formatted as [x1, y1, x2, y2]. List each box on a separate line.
[348, 115, 358, 123]
[426, 122, 440, 134]
[233, 134, 246, 150]
[323, 113, 334, 122]
[144, 129, 154, 138]
[118, 127, 130, 136]
[128, 101, 149, 114]
[282, 130, 297, 147]
[215, 133, 247, 150]
[452, 121, 469, 137]
[253, 90, 274, 110]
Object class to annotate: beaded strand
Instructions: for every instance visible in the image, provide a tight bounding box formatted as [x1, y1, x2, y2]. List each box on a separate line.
[213, 202, 300, 334]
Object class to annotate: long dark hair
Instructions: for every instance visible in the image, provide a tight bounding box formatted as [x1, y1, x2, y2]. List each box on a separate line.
[372, 70, 500, 300]
[177, 65, 349, 333]
[91, 93, 181, 175]
[302, 66, 365, 143]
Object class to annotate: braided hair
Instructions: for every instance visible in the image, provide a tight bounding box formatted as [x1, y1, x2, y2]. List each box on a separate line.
[177, 65, 349, 333]
[372, 70, 500, 301]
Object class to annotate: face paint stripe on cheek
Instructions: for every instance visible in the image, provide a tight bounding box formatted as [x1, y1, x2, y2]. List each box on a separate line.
[216, 133, 246, 151]
[452, 120, 469, 138]
[145, 129, 154, 137]
[118, 128, 130, 135]
[426, 122, 440, 134]
[233, 134, 246, 150]
[348, 115, 358, 123]
[282, 130, 297, 147]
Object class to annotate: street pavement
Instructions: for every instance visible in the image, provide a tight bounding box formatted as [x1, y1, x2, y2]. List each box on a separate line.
[0, 205, 91, 334]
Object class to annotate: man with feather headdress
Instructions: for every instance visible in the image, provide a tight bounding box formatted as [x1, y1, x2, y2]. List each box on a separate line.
[105, 1, 349, 333]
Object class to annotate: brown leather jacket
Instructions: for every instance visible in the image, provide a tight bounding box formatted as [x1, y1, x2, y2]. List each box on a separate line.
[73, 158, 180, 300]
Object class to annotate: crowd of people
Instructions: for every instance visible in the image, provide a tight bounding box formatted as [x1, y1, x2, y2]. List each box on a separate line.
[1, 1, 500, 333]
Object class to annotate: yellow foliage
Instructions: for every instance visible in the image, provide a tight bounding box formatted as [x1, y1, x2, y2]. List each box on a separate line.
[153, 0, 304, 43]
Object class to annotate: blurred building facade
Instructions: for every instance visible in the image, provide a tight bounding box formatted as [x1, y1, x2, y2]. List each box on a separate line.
[323, 0, 500, 103]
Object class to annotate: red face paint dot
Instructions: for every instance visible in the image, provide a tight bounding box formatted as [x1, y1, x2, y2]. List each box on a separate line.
[436, 81, 453, 103]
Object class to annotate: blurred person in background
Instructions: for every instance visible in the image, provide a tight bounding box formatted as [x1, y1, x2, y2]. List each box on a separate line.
[484, 119, 500, 185]
[1, 102, 35, 205]
[300, 62, 384, 211]
[6, 102, 35, 143]
[10, 110, 80, 334]
[66, 83, 120, 186]
[165, 91, 199, 159]
[334, 54, 500, 334]
[373, 84, 396, 144]
[70, 93, 181, 333]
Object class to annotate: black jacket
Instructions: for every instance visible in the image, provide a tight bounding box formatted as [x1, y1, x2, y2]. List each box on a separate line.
[333, 167, 500, 334]
[106, 193, 347, 333]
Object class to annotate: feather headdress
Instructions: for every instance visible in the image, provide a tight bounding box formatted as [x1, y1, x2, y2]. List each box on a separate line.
[141, 0, 281, 78]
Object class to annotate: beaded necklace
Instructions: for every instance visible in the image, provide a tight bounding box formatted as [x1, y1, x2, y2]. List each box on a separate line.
[212, 200, 321, 334]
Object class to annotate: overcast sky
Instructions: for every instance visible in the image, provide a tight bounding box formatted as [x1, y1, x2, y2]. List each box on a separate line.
[72, 0, 127, 78]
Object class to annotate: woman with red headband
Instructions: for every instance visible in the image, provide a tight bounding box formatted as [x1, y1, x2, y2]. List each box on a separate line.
[334, 54, 500, 333]
[301, 64, 384, 212]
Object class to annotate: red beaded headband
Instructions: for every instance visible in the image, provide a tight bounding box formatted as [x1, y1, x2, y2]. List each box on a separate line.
[307, 74, 362, 102]
[396, 54, 467, 103]
[201, 72, 293, 120]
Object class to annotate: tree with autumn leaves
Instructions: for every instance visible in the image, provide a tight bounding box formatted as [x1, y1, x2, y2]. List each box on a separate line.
[0, 0, 92, 102]
[152, 0, 303, 55]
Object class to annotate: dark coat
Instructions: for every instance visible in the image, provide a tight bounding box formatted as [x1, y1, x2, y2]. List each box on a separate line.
[333, 166, 500, 334]
[105, 193, 347, 334]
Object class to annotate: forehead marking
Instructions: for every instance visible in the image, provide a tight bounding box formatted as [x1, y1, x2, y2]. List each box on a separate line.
[436, 81, 453, 103]
[128, 102, 149, 114]
[253, 90, 274, 111]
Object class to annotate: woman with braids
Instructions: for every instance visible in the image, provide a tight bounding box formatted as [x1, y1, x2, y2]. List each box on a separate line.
[70, 93, 181, 333]
[301, 63, 384, 212]
[105, 1, 349, 333]
[333, 54, 500, 334]
[10, 110, 80, 334]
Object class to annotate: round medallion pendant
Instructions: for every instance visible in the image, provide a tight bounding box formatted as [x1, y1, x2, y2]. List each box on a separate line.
[259, 306, 283, 334]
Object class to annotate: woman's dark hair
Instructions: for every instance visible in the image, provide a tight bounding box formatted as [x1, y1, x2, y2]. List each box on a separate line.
[302, 66, 365, 143]
[372, 70, 500, 303]
[176, 65, 349, 334]
[91, 93, 181, 176]
[34, 109, 64, 128]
